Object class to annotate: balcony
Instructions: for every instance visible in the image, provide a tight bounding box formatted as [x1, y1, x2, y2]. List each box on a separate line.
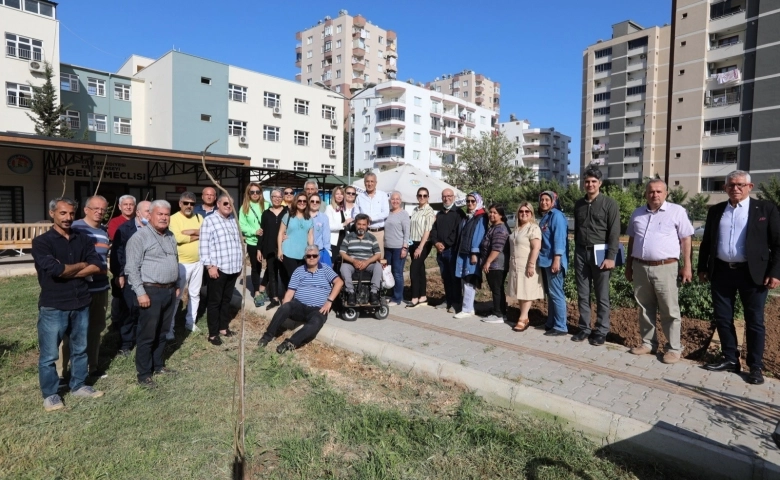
[710, 3, 746, 32]
[352, 40, 366, 57]
[376, 133, 405, 146]
[386, 43, 397, 57]
[703, 130, 739, 148]
[622, 170, 641, 179]
[624, 124, 643, 134]
[353, 15, 366, 28]
[626, 60, 647, 72]
[386, 62, 397, 73]
[705, 90, 740, 108]
[352, 58, 365, 71]
[707, 40, 744, 63]
[625, 108, 644, 118]
[624, 139, 643, 149]
[429, 155, 442, 168]
[295, 45, 301, 54]
[626, 77, 644, 89]
[475, 84, 484, 93]
[474, 96, 485, 104]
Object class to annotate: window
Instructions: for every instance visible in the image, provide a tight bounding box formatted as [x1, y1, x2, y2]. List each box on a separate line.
[363, 133, 370, 142]
[307, 50, 313, 58]
[336, 69, 342, 78]
[228, 84, 247, 102]
[466, 127, 473, 136]
[336, 40, 342, 48]
[14, 0, 54, 16]
[306, 64, 312, 73]
[435, 86, 441, 92]
[593, 107, 611, 115]
[228, 119, 247, 137]
[378, 35, 384, 44]
[627, 85, 646, 96]
[294, 99, 309, 115]
[307, 79, 312, 86]
[88, 78, 106, 97]
[5, 33, 43, 61]
[378, 50, 383, 59]
[377, 64, 383, 73]
[201, 77, 212, 85]
[711, 1, 745, 20]
[364, 151, 371, 160]
[702, 147, 738, 164]
[322, 105, 336, 119]
[322, 134, 335, 149]
[714, 35, 740, 48]
[336, 25, 342, 34]
[263, 158, 279, 169]
[413, 150, 420, 160]
[705, 86, 740, 107]
[293, 161, 308, 172]
[377, 146, 404, 158]
[335, 85, 341, 93]
[60, 73, 79, 92]
[6, 82, 32, 108]
[0, 186, 24, 223]
[701, 177, 726, 192]
[336, 54, 342, 64]
[413, 132, 421, 142]
[414, 96, 422, 106]
[413, 114, 421, 124]
[627, 36, 648, 50]
[307, 36, 313, 45]
[463, 92, 468, 98]
[62, 110, 80, 130]
[263, 125, 279, 142]
[201, 114, 211, 122]
[376, 108, 405, 122]
[431, 117, 441, 130]
[322, 164, 336, 174]
[294, 130, 309, 146]
[364, 115, 371, 124]
[324, 26, 332, 36]
[595, 47, 612, 58]
[114, 117, 131, 135]
[704, 117, 739, 136]
[114, 83, 131, 101]
[88, 113, 107, 132]
[430, 136, 439, 148]
[594, 62, 612, 73]
[594, 92, 611, 102]
[593, 122, 610, 131]
[264, 92, 280, 108]
[324, 40, 332, 52]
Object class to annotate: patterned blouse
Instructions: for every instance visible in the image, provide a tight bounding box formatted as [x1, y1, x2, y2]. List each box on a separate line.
[410, 203, 436, 242]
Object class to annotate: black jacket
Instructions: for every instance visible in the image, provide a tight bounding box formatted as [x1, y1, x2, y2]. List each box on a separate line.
[111, 218, 143, 277]
[430, 207, 467, 249]
[698, 198, 780, 285]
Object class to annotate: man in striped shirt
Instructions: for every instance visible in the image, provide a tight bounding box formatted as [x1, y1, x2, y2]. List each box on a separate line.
[258, 245, 343, 353]
[199, 193, 243, 346]
[340, 214, 382, 306]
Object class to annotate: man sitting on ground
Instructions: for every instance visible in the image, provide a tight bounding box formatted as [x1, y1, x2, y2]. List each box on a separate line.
[339, 214, 382, 306]
[258, 244, 343, 354]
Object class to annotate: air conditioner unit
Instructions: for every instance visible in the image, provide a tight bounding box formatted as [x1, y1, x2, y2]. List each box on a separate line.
[29, 60, 44, 73]
[329, 149, 337, 156]
[238, 135, 248, 144]
[330, 118, 338, 127]
[639, 53, 647, 59]
[273, 106, 282, 115]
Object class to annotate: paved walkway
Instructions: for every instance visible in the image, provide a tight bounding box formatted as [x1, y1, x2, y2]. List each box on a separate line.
[251, 297, 780, 468]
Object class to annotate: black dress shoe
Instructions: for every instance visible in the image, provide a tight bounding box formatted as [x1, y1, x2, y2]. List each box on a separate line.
[154, 367, 177, 375]
[347, 292, 357, 306]
[571, 330, 589, 342]
[222, 329, 236, 338]
[544, 329, 568, 337]
[138, 377, 157, 389]
[208, 336, 223, 346]
[369, 292, 380, 305]
[257, 337, 270, 348]
[266, 299, 281, 310]
[748, 368, 765, 385]
[588, 334, 606, 346]
[276, 340, 295, 354]
[704, 360, 740, 373]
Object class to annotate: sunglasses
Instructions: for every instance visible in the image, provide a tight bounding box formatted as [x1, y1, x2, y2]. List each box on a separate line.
[249, 190, 261, 194]
[221, 202, 231, 207]
[466, 199, 476, 204]
[345, 192, 356, 195]
[417, 194, 428, 198]
[305, 254, 319, 259]
[297, 200, 308, 204]
[284, 191, 294, 195]
[310, 200, 321, 204]
[518, 210, 532, 214]
[181, 201, 195, 206]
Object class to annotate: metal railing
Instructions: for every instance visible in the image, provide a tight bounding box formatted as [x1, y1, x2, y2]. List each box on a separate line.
[114, 124, 131, 135]
[7, 95, 31, 108]
[66, 118, 80, 129]
[6, 45, 42, 61]
[705, 92, 740, 107]
[710, 7, 745, 22]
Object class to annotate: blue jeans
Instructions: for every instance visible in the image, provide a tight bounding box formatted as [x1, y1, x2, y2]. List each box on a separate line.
[542, 266, 567, 333]
[38, 305, 89, 398]
[437, 248, 462, 309]
[384, 247, 407, 303]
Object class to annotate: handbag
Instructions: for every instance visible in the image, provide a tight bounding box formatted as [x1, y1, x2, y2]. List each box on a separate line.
[381, 263, 395, 289]
[319, 248, 332, 267]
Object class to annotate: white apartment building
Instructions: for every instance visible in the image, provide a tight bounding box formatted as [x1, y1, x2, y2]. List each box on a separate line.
[425, 70, 501, 114]
[499, 120, 572, 185]
[351, 80, 496, 178]
[1, 0, 59, 134]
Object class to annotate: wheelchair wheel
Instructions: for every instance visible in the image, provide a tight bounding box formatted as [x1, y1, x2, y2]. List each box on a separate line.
[342, 307, 359, 322]
[374, 305, 389, 320]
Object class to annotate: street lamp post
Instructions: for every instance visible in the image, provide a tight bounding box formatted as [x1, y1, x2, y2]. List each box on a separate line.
[314, 81, 376, 185]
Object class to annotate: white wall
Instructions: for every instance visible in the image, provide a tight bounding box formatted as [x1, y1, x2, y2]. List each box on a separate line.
[133, 53, 174, 150]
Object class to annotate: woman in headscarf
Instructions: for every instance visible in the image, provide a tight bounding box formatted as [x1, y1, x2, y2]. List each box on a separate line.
[506, 201, 544, 331]
[453, 192, 488, 319]
[538, 190, 569, 336]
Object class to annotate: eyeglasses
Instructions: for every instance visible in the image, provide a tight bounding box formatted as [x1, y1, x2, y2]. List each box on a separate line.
[249, 190, 261, 194]
[726, 183, 749, 190]
[417, 194, 428, 198]
[284, 190, 294, 195]
[518, 210, 532, 214]
[305, 254, 319, 259]
[181, 201, 195, 206]
[466, 199, 476, 204]
[297, 200, 308, 204]
[310, 200, 321, 204]
[442, 195, 454, 199]
[221, 202, 231, 206]
[86, 207, 106, 212]
[345, 192, 356, 196]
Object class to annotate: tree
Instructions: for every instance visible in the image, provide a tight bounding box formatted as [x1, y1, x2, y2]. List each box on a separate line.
[685, 193, 710, 221]
[342, 129, 353, 177]
[513, 166, 537, 186]
[602, 184, 640, 233]
[667, 186, 689, 205]
[757, 176, 780, 208]
[446, 132, 517, 204]
[26, 62, 74, 138]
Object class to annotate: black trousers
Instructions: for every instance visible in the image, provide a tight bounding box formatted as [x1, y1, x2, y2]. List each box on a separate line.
[121, 284, 140, 350]
[260, 298, 327, 347]
[134, 286, 175, 381]
[711, 262, 769, 369]
[280, 256, 304, 294]
[246, 245, 262, 296]
[206, 270, 239, 337]
[409, 241, 432, 298]
[264, 252, 283, 300]
[485, 269, 507, 316]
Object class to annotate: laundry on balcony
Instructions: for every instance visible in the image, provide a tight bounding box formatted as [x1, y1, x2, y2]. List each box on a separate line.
[592, 143, 607, 152]
[715, 68, 741, 84]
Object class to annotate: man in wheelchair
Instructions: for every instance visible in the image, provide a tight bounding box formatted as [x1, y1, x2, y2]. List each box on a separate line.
[339, 214, 382, 306]
[257, 245, 343, 353]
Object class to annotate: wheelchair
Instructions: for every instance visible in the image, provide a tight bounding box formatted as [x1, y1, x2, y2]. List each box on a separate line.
[338, 268, 390, 321]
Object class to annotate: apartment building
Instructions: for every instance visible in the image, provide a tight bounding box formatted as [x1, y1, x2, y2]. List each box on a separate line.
[668, 0, 780, 203]
[295, 9, 397, 121]
[425, 70, 501, 114]
[351, 80, 496, 178]
[499, 120, 572, 185]
[1, 0, 59, 134]
[581, 21, 671, 187]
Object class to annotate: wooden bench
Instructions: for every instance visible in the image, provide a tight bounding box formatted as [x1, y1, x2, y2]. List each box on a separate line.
[0, 223, 53, 256]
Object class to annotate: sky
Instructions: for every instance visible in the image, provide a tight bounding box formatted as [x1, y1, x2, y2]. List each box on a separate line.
[56, 0, 673, 174]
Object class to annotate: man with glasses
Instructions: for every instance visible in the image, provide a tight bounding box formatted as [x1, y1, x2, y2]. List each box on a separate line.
[699, 170, 780, 385]
[168, 192, 204, 335]
[57, 196, 111, 380]
[430, 188, 467, 313]
[199, 194, 243, 346]
[340, 214, 383, 306]
[572, 168, 620, 346]
[257, 245, 343, 354]
[194, 187, 218, 218]
[356, 172, 389, 257]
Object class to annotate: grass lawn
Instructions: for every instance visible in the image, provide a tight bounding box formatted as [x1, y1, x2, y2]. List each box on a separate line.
[0, 275, 687, 479]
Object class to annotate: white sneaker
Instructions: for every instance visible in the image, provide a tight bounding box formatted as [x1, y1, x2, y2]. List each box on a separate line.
[453, 311, 472, 319]
[481, 315, 505, 324]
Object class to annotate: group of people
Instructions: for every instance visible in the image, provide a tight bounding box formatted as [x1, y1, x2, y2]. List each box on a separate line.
[30, 168, 779, 411]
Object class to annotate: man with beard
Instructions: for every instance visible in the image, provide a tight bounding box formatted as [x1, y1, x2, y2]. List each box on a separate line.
[339, 214, 382, 306]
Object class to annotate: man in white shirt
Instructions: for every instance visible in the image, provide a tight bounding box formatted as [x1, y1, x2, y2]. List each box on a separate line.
[356, 172, 389, 257]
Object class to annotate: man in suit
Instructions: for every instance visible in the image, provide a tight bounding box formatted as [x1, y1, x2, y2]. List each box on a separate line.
[698, 170, 780, 385]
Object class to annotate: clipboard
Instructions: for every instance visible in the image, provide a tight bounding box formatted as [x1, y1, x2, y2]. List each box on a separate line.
[593, 243, 625, 267]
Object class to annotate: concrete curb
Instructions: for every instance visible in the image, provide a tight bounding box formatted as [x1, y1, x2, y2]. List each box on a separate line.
[316, 322, 780, 480]
[0, 266, 36, 278]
